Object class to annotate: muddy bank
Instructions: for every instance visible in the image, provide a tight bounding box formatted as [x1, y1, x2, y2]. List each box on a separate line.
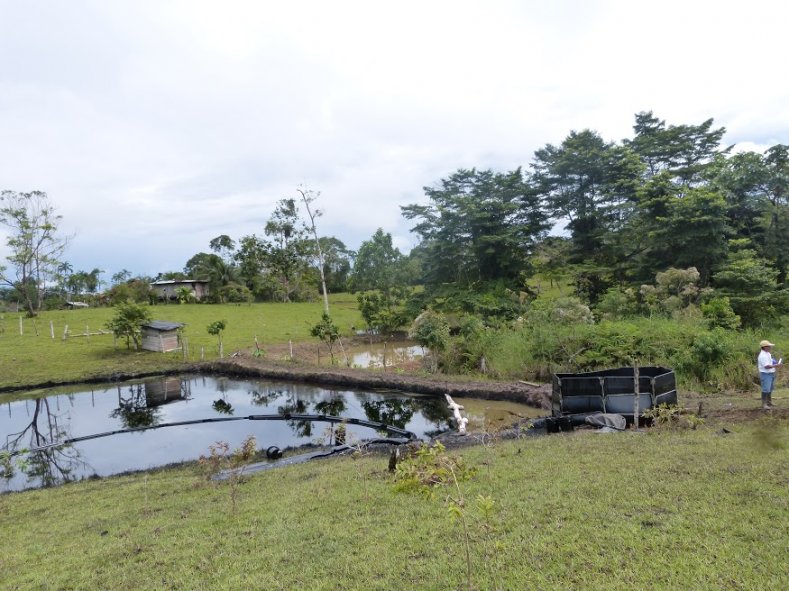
[196, 353, 551, 410]
[0, 351, 550, 410]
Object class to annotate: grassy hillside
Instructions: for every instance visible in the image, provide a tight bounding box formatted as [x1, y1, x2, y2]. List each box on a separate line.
[1, 424, 786, 590]
[0, 296, 363, 390]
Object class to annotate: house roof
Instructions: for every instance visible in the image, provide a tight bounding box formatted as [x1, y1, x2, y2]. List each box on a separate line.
[143, 320, 185, 331]
[150, 279, 208, 286]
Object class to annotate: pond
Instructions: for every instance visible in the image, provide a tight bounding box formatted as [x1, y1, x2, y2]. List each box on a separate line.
[348, 343, 424, 369]
[1, 375, 542, 492]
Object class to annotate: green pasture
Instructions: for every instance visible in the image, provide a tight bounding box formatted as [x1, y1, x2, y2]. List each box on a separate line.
[1, 424, 786, 590]
[0, 296, 363, 390]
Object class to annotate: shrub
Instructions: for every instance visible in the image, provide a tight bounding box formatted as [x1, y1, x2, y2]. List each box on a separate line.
[525, 296, 594, 326]
[409, 310, 450, 372]
[595, 287, 638, 320]
[393, 442, 477, 497]
[701, 297, 741, 329]
[106, 302, 153, 349]
[310, 312, 341, 364]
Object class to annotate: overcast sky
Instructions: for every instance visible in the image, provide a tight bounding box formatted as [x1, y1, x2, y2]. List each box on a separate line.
[2, 0, 788, 281]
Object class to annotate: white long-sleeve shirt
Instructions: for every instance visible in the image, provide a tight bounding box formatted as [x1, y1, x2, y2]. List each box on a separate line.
[758, 349, 776, 373]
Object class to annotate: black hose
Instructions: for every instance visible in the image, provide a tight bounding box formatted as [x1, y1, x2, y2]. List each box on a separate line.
[9, 414, 417, 456]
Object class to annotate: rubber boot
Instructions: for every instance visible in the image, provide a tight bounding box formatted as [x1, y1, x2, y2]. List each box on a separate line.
[762, 393, 770, 410]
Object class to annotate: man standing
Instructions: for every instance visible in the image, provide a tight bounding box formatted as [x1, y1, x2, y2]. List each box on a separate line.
[757, 340, 782, 409]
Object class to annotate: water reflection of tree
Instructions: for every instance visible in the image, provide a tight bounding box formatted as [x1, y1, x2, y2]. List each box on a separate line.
[314, 392, 347, 417]
[417, 397, 452, 426]
[361, 398, 415, 429]
[212, 398, 234, 415]
[110, 384, 162, 429]
[2, 397, 86, 488]
[315, 392, 347, 445]
[416, 397, 453, 437]
[277, 397, 313, 437]
[249, 387, 285, 407]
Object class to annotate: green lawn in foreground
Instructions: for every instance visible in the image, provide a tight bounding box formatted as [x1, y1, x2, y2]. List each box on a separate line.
[0, 295, 363, 390]
[1, 424, 786, 590]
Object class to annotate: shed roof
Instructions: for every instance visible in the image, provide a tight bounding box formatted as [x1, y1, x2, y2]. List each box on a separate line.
[143, 320, 185, 331]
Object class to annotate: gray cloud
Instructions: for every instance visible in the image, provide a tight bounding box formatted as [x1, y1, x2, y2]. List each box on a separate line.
[2, 0, 788, 279]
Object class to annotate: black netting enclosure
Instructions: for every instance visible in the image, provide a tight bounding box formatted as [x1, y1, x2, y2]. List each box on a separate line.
[552, 367, 677, 424]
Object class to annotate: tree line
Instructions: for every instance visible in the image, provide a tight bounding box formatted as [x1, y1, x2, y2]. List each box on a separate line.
[401, 112, 787, 327]
[2, 111, 787, 330]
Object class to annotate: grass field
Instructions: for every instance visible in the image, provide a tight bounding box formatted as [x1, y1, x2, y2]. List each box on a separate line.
[2, 295, 788, 589]
[1, 424, 786, 590]
[0, 296, 363, 390]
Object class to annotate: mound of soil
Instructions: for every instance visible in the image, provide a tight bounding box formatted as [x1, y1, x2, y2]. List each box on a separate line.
[196, 350, 552, 411]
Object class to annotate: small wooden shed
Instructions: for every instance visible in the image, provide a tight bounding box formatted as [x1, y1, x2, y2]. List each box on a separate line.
[141, 320, 185, 353]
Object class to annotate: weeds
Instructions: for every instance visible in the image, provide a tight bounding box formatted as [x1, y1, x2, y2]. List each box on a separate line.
[197, 436, 257, 513]
[642, 403, 706, 430]
[393, 442, 477, 496]
[393, 442, 507, 590]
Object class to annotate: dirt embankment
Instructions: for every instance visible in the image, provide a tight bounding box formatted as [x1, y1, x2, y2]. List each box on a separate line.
[197, 350, 789, 427]
[195, 351, 552, 411]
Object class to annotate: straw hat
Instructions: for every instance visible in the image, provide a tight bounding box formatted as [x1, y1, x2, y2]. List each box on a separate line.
[760, 340, 775, 348]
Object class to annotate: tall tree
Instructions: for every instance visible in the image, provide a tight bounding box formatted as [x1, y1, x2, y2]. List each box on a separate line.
[763, 144, 789, 284]
[111, 269, 132, 286]
[625, 111, 728, 186]
[613, 114, 730, 285]
[0, 191, 70, 316]
[711, 151, 769, 245]
[208, 234, 236, 261]
[297, 186, 330, 313]
[531, 131, 641, 262]
[234, 234, 268, 296]
[634, 183, 729, 286]
[402, 168, 548, 287]
[318, 236, 353, 293]
[349, 228, 410, 293]
[349, 229, 413, 335]
[263, 198, 311, 302]
[713, 239, 786, 326]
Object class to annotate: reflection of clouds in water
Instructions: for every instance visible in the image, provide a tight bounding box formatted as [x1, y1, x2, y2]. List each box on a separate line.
[349, 344, 424, 368]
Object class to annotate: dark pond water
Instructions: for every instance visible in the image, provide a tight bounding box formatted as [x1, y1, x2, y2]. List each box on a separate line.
[1, 375, 542, 492]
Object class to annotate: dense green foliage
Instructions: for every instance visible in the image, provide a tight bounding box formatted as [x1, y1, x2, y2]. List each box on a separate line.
[402, 168, 547, 288]
[399, 112, 787, 326]
[350, 228, 415, 335]
[434, 311, 787, 392]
